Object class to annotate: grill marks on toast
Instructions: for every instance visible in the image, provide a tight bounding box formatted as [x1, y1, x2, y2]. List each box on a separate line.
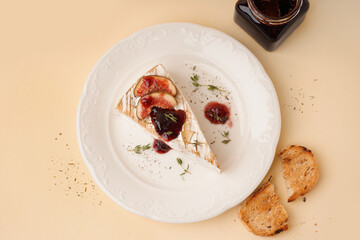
[238, 145, 320, 236]
[238, 181, 289, 236]
[280, 145, 319, 202]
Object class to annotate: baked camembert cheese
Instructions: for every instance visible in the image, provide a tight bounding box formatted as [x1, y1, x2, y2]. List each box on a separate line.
[116, 64, 220, 172]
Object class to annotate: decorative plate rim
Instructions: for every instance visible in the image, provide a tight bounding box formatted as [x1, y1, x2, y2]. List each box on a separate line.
[76, 22, 281, 223]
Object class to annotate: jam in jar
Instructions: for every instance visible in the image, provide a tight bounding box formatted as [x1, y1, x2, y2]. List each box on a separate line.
[234, 0, 309, 51]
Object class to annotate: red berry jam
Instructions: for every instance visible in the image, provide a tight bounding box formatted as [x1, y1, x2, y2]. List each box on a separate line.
[153, 139, 172, 154]
[150, 107, 186, 141]
[204, 102, 230, 124]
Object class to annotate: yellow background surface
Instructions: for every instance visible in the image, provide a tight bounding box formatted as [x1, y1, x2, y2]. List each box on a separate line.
[1, 0, 359, 239]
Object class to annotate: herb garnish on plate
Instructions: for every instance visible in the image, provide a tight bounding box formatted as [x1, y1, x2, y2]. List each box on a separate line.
[129, 143, 151, 154]
[177, 158, 191, 176]
[219, 130, 231, 144]
[190, 74, 225, 92]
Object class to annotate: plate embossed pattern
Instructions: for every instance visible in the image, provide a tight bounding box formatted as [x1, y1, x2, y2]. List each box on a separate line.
[77, 23, 281, 223]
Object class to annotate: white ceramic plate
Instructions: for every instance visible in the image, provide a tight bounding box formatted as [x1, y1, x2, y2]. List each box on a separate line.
[77, 22, 281, 223]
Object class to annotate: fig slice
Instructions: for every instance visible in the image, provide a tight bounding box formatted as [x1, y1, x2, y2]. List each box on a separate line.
[134, 75, 177, 97]
[136, 92, 177, 120]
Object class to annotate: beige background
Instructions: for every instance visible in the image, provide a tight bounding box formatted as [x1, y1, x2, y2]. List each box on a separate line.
[1, 0, 359, 239]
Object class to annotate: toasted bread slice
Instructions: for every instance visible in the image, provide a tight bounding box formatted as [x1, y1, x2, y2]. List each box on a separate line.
[116, 64, 220, 172]
[238, 181, 289, 236]
[279, 145, 319, 202]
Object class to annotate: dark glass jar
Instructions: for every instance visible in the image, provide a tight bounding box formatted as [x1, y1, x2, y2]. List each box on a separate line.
[234, 0, 309, 51]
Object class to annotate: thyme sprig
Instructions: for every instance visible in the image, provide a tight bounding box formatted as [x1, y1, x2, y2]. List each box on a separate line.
[164, 113, 177, 123]
[191, 139, 203, 151]
[190, 74, 225, 92]
[130, 143, 151, 154]
[219, 130, 231, 144]
[177, 158, 191, 176]
[191, 139, 203, 147]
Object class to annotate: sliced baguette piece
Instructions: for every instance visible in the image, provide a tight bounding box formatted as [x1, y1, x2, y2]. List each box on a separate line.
[279, 145, 319, 202]
[116, 64, 220, 172]
[238, 181, 289, 236]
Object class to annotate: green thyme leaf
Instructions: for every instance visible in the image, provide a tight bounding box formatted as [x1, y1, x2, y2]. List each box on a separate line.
[219, 130, 231, 144]
[222, 139, 230, 144]
[208, 85, 220, 91]
[130, 143, 151, 154]
[192, 82, 200, 87]
[190, 73, 224, 93]
[164, 131, 173, 136]
[164, 113, 177, 123]
[190, 74, 199, 82]
[142, 143, 151, 151]
[177, 157, 191, 176]
[191, 140, 202, 147]
[220, 131, 229, 137]
[193, 66, 196, 70]
[134, 145, 141, 154]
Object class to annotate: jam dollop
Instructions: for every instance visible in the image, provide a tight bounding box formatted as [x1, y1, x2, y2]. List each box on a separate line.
[150, 107, 186, 141]
[153, 139, 172, 154]
[204, 101, 230, 124]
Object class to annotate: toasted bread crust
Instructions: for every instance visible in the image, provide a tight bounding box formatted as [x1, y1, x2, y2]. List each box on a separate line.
[280, 145, 319, 202]
[238, 181, 289, 236]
